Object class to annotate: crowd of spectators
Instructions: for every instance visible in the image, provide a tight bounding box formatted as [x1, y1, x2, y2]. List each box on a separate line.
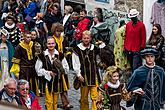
[0, 0, 165, 110]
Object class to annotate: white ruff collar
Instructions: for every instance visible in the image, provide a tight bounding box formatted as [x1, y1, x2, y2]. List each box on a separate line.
[5, 22, 15, 29]
[145, 62, 155, 68]
[107, 80, 120, 89]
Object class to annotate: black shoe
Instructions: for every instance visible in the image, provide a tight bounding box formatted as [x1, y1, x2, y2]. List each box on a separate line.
[39, 93, 43, 97]
[63, 104, 74, 110]
[57, 104, 63, 108]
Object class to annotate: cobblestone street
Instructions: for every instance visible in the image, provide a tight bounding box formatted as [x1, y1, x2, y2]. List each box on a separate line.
[38, 70, 134, 110]
[0, 0, 165, 110]
[38, 70, 89, 110]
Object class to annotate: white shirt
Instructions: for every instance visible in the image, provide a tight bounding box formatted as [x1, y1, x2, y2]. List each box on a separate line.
[63, 14, 71, 26]
[72, 43, 94, 77]
[35, 49, 69, 81]
[72, 43, 105, 77]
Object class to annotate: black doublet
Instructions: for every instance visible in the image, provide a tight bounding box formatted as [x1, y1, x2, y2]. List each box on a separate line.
[38, 52, 69, 93]
[2, 26, 21, 47]
[73, 45, 101, 86]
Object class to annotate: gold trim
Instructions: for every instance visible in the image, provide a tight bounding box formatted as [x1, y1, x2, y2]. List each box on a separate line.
[65, 51, 71, 56]
[12, 57, 20, 64]
[110, 93, 121, 97]
[21, 65, 35, 68]
[62, 74, 68, 91]
[80, 50, 88, 86]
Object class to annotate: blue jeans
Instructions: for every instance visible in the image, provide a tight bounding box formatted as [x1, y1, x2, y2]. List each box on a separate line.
[124, 50, 142, 72]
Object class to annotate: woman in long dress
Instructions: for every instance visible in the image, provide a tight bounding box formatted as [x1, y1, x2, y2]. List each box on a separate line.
[114, 20, 130, 71]
[0, 29, 14, 90]
[114, 20, 131, 82]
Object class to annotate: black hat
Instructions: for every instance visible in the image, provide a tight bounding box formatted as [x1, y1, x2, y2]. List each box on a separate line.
[140, 47, 158, 57]
[6, 13, 16, 22]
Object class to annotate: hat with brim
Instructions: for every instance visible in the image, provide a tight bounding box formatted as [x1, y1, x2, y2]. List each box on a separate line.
[128, 9, 139, 18]
[6, 14, 16, 22]
[140, 47, 158, 57]
[0, 29, 9, 39]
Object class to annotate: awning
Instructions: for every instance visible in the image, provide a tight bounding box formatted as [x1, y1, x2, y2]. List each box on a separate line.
[65, 0, 85, 4]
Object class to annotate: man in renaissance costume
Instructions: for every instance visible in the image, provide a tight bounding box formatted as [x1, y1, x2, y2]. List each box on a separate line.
[127, 47, 165, 110]
[1, 13, 22, 47]
[72, 30, 101, 110]
[10, 31, 39, 96]
[35, 37, 71, 110]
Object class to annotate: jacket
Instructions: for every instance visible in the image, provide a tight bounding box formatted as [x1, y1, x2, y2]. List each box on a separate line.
[124, 20, 146, 52]
[18, 91, 41, 110]
[75, 17, 91, 40]
[0, 89, 20, 105]
[24, 1, 37, 18]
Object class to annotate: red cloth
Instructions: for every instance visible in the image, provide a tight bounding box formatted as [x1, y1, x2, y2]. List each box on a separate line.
[124, 20, 146, 52]
[31, 96, 42, 110]
[16, 23, 25, 33]
[74, 18, 91, 40]
[20, 93, 42, 110]
[104, 84, 109, 89]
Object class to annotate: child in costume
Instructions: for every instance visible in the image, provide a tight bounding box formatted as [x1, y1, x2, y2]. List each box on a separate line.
[127, 47, 165, 110]
[97, 66, 132, 110]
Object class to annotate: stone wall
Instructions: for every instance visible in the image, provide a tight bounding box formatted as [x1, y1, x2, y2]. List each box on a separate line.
[85, 0, 144, 45]
[114, 0, 143, 20]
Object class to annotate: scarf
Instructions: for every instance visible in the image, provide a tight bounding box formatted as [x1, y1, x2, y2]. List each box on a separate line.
[19, 41, 33, 60]
[53, 35, 64, 53]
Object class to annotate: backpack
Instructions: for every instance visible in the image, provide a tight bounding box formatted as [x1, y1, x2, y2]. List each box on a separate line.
[93, 27, 111, 45]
